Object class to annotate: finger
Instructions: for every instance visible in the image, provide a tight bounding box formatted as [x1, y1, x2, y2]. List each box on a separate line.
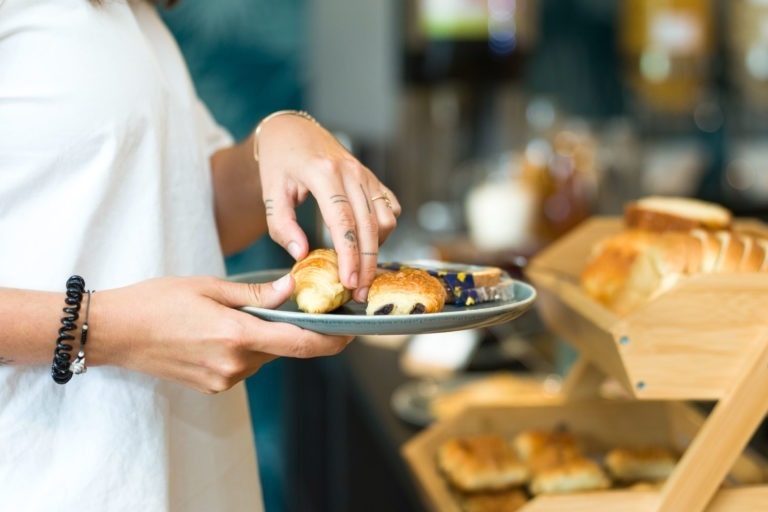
[214, 274, 295, 309]
[309, 171, 367, 290]
[247, 325, 354, 359]
[345, 178, 381, 301]
[371, 190, 398, 244]
[382, 186, 402, 218]
[262, 190, 309, 261]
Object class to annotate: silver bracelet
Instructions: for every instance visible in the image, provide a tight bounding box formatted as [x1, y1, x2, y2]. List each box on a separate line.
[252, 110, 319, 163]
[69, 290, 93, 376]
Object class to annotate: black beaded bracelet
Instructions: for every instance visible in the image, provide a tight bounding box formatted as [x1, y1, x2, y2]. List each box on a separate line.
[51, 275, 86, 384]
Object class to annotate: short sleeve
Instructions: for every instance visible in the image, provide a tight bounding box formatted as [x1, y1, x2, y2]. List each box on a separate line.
[195, 98, 235, 157]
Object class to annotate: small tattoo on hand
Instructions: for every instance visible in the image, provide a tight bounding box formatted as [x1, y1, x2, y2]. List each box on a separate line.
[344, 230, 357, 249]
[264, 198, 274, 217]
[0, 357, 13, 366]
[331, 194, 349, 205]
[360, 185, 371, 214]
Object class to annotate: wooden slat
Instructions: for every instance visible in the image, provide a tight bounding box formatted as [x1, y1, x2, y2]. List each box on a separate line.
[656, 331, 768, 512]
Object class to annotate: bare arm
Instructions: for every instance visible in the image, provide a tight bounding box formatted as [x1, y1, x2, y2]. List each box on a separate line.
[0, 276, 352, 394]
[210, 131, 267, 256]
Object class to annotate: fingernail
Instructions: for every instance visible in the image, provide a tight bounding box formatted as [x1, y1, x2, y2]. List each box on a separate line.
[287, 241, 301, 260]
[272, 273, 293, 292]
[356, 286, 369, 302]
[350, 272, 359, 288]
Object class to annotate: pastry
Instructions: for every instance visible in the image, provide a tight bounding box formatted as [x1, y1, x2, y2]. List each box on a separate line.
[377, 261, 504, 306]
[437, 434, 530, 492]
[461, 489, 528, 512]
[512, 428, 581, 466]
[528, 456, 611, 495]
[290, 248, 352, 313]
[366, 268, 446, 315]
[604, 447, 677, 482]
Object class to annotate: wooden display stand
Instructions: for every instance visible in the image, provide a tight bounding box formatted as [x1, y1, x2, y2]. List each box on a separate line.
[403, 216, 768, 512]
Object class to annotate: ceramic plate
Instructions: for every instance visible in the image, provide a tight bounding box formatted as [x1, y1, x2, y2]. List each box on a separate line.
[231, 269, 537, 336]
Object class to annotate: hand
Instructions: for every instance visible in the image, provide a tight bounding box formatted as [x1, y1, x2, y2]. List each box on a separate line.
[255, 114, 401, 302]
[88, 274, 353, 394]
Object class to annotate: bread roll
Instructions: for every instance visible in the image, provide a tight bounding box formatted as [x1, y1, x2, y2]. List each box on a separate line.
[291, 249, 352, 313]
[624, 196, 732, 231]
[366, 268, 446, 315]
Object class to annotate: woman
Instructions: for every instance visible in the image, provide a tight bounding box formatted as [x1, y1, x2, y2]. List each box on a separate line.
[0, 0, 400, 510]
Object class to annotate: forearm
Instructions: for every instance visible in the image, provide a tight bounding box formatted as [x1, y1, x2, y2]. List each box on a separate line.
[0, 287, 79, 366]
[210, 132, 268, 255]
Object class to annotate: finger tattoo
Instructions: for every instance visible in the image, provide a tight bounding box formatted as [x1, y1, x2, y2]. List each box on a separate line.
[360, 251, 378, 257]
[264, 198, 275, 217]
[331, 194, 349, 205]
[344, 230, 358, 249]
[360, 185, 371, 214]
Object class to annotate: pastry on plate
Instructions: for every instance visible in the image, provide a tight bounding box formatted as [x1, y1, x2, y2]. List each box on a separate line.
[291, 248, 352, 313]
[437, 434, 529, 492]
[366, 268, 447, 315]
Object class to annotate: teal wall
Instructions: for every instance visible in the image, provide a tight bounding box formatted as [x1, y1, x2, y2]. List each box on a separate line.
[161, 2, 307, 510]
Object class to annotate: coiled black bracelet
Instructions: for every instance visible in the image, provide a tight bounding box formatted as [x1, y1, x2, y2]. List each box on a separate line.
[51, 275, 86, 384]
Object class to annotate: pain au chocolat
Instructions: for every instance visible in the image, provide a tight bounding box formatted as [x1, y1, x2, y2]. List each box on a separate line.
[365, 268, 447, 315]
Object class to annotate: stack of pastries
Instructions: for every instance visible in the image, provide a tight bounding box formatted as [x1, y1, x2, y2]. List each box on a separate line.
[436, 428, 678, 511]
[580, 196, 768, 316]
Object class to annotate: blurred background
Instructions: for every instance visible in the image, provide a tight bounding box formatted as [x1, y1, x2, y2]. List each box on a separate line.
[160, 1, 768, 511]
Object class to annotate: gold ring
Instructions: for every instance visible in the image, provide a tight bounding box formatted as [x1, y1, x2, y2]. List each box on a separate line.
[371, 193, 392, 208]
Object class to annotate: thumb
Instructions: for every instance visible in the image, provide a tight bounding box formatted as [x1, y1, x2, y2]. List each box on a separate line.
[218, 274, 295, 309]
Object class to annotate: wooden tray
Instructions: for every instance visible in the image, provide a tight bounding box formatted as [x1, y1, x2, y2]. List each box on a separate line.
[402, 401, 768, 512]
[526, 216, 768, 401]
[516, 215, 768, 511]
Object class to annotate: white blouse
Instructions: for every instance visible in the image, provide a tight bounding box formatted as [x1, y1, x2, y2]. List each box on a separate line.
[0, 0, 263, 510]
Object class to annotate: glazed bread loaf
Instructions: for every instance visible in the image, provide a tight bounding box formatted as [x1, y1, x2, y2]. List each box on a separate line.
[580, 196, 768, 315]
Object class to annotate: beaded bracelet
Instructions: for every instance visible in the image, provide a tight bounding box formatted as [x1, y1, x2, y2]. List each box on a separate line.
[252, 109, 319, 164]
[51, 275, 86, 384]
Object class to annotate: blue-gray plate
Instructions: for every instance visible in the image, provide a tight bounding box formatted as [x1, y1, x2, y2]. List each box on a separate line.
[231, 269, 537, 336]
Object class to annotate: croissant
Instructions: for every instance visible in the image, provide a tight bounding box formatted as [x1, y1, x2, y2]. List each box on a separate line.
[291, 249, 353, 313]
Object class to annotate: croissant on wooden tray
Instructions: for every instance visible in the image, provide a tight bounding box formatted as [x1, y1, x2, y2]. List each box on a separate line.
[290, 248, 353, 313]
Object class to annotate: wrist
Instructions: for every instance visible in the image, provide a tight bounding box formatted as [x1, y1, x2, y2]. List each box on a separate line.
[252, 109, 319, 163]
